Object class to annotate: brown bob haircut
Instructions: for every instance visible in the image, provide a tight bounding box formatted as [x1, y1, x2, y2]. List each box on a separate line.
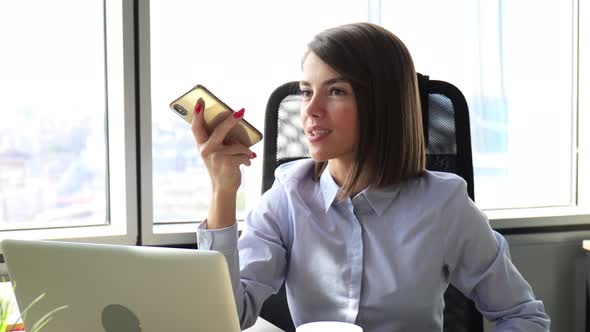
[306, 22, 426, 199]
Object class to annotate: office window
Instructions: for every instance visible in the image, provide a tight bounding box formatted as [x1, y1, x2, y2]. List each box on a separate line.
[0, 1, 137, 242]
[0, 2, 107, 229]
[145, 0, 368, 242]
[381, 0, 576, 210]
[143, 0, 588, 242]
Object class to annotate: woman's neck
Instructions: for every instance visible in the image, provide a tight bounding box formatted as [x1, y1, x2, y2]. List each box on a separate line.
[328, 159, 370, 197]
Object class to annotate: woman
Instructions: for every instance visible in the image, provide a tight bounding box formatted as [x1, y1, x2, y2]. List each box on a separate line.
[191, 22, 550, 331]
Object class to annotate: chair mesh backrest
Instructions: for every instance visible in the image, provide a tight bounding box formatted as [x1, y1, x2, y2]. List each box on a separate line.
[276, 93, 458, 162]
[260, 76, 481, 332]
[263, 76, 474, 200]
[276, 94, 308, 160]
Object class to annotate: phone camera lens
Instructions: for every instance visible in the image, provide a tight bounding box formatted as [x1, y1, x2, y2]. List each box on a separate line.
[173, 104, 188, 116]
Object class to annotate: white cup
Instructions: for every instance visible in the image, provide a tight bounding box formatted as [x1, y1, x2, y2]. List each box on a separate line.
[296, 321, 363, 332]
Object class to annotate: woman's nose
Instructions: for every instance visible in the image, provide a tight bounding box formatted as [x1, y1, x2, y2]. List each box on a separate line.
[303, 94, 324, 118]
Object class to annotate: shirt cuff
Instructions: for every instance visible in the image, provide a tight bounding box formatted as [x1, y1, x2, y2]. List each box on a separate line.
[196, 220, 238, 253]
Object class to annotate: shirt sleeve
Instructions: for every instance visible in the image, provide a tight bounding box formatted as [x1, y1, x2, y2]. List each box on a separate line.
[444, 182, 551, 332]
[196, 180, 290, 330]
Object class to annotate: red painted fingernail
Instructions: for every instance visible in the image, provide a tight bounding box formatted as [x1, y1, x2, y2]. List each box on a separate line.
[195, 103, 202, 114]
[252, 152, 257, 158]
[234, 108, 245, 118]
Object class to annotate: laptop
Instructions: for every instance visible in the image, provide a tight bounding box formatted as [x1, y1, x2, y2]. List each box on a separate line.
[1, 239, 241, 332]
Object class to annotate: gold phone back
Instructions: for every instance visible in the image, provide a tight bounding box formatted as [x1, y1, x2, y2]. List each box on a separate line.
[170, 85, 262, 147]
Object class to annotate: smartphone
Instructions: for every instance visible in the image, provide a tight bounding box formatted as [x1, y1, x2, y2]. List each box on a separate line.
[169, 84, 263, 147]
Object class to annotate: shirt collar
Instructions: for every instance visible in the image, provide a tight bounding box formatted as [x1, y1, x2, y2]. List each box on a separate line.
[356, 186, 401, 216]
[319, 168, 340, 213]
[319, 169, 401, 216]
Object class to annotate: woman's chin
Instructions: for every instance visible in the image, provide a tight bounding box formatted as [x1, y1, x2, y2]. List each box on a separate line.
[309, 151, 330, 162]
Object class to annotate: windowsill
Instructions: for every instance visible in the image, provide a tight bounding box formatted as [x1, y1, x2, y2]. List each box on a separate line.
[152, 221, 247, 234]
[0, 224, 134, 247]
[486, 206, 590, 229]
[142, 207, 590, 245]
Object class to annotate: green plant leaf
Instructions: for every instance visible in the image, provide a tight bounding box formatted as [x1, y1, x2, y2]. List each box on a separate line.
[28, 305, 68, 332]
[0, 281, 68, 332]
[18, 293, 46, 321]
[29, 317, 52, 332]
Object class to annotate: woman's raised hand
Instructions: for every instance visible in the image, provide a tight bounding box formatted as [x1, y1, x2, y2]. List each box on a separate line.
[191, 100, 256, 196]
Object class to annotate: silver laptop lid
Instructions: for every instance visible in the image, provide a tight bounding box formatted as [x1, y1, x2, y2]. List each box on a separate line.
[1, 239, 240, 332]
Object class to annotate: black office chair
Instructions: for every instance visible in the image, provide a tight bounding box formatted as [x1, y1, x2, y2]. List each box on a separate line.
[259, 74, 482, 332]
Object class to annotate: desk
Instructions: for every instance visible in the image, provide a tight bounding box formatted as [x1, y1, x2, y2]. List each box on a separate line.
[245, 317, 285, 332]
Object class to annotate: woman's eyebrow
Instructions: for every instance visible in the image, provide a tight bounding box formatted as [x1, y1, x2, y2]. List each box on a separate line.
[324, 77, 349, 85]
[300, 77, 349, 86]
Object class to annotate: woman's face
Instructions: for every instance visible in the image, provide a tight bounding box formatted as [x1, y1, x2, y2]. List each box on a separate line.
[300, 52, 359, 164]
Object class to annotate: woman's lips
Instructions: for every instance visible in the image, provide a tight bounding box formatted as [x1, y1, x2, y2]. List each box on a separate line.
[306, 128, 332, 143]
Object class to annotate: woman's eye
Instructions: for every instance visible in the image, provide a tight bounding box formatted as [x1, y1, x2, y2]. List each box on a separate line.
[300, 89, 312, 99]
[329, 88, 346, 96]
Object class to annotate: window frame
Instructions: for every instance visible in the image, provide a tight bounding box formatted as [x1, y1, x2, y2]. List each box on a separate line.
[137, 1, 198, 245]
[141, 0, 590, 245]
[3, 1, 586, 249]
[487, 0, 590, 230]
[0, 0, 138, 246]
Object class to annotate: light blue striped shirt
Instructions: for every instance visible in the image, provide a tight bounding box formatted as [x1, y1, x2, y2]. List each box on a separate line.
[197, 159, 550, 331]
